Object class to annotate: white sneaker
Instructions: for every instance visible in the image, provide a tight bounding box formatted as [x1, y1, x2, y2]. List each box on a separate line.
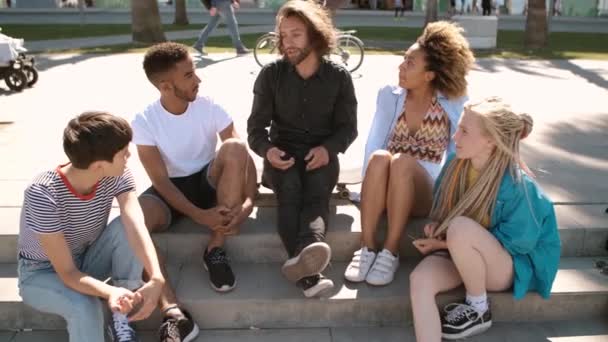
[344, 247, 377, 282]
[365, 248, 399, 286]
[281, 242, 331, 283]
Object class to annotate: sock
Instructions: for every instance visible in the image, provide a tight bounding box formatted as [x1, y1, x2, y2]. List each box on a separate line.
[163, 305, 185, 319]
[466, 293, 488, 313]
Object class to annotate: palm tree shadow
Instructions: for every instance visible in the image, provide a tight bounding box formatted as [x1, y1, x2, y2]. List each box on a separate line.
[194, 54, 240, 69]
[34, 53, 107, 72]
[550, 60, 608, 90]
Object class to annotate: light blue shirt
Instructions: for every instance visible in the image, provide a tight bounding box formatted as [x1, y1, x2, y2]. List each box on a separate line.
[362, 85, 467, 180]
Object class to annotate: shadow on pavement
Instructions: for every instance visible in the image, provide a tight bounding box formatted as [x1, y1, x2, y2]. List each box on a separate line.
[475, 58, 567, 79]
[33, 53, 106, 72]
[522, 113, 608, 204]
[550, 59, 608, 90]
[194, 54, 240, 69]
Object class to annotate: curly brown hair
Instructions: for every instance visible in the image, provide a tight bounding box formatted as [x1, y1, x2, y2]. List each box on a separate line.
[275, 0, 336, 57]
[416, 21, 475, 99]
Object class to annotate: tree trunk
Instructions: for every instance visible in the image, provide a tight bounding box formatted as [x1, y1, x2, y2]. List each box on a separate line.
[424, 0, 438, 27]
[131, 0, 167, 43]
[174, 0, 189, 25]
[525, 0, 548, 49]
[505, 0, 512, 14]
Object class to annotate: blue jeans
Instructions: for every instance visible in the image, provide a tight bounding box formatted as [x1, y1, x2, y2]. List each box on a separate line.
[193, 0, 245, 50]
[17, 217, 144, 342]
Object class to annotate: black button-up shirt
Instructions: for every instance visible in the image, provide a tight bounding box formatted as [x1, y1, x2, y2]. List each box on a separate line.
[247, 58, 358, 158]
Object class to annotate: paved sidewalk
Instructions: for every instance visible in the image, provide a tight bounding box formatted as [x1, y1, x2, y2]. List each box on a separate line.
[0, 53, 606, 206]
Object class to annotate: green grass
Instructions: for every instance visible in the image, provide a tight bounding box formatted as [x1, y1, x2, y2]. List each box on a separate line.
[0, 24, 224, 41]
[6, 24, 608, 60]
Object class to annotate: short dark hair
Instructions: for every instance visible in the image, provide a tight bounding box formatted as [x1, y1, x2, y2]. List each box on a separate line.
[142, 42, 190, 84]
[63, 111, 132, 169]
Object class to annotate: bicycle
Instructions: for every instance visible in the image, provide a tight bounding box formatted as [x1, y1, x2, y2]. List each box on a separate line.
[253, 29, 365, 73]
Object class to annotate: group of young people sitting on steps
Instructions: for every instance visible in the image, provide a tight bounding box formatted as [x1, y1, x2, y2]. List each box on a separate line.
[16, 1, 561, 342]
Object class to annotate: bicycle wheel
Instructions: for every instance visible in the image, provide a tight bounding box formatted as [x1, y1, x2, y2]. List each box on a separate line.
[328, 35, 365, 73]
[254, 33, 281, 68]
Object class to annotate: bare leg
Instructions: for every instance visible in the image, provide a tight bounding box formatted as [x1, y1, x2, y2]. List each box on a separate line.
[360, 150, 392, 249]
[138, 197, 180, 312]
[384, 154, 433, 254]
[446, 216, 514, 295]
[207, 138, 256, 249]
[410, 256, 463, 342]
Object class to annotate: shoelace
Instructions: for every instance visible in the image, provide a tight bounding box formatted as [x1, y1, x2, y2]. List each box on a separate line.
[445, 304, 478, 324]
[208, 249, 229, 265]
[113, 314, 135, 342]
[159, 318, 181, 341]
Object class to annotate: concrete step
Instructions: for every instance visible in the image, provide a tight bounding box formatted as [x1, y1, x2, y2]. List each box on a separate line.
[3, 318, 608, 341]
[0, 204, 607, 264]
[1, 257, 607, 331]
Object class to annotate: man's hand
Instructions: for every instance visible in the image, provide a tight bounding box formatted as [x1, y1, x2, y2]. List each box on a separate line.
[412, 238, 446, 255]
[210, 7, 217, 16]
[305, 146, 329, 171]
[129, 278, 165, 321]
[216, 199, 254, 236]
[266, 147, 295, 170]
[193, 206, 231, 229]
[108, 287, 141, 315]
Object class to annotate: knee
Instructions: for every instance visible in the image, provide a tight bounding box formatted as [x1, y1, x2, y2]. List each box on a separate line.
[409, 267, 438, 298]
[105, 217, 127, 239]
[138, 197, 169, 232]
[390, 153, 418, 175]
[219, 138, 248, 163]
[369, 150, 392, 167]
[446, 216, 477, 248]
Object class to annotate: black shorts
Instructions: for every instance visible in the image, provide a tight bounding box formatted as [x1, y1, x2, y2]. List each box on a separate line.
[140, 162, 217, 229]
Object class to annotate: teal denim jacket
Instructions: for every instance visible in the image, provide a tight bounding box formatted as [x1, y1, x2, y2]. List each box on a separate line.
[435, 153, 561, 300]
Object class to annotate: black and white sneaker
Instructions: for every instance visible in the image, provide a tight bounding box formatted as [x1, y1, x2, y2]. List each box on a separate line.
[297, 274, 334, 298]
[159, 309, 200, 342]
[203, 246, 236, 292]
[441, 301, 492, 340]
[107, 312, 138, 342]
[281, 242, 331, 283]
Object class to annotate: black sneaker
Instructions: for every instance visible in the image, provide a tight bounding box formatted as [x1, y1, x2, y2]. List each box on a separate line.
[297, 274, 334, 298]
[107, 312, 138, 342]
[203, 246, 236, 292]
[441, 301, 492, 340]
[236, 47, 250, 55]
[159, 309, 200, 342]
[281, 242, 331, 283]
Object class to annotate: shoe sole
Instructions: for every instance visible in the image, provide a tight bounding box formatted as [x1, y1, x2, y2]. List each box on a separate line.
[282, 242, 331, 283]
[203, 261, 237, 293]
[303, 280, 334, 298]
[183, 322, 200, 342]
[442, 321, 492, 340]
[365, 276, 395, 286]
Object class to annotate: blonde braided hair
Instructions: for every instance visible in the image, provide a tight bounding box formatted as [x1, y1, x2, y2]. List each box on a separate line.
[430, 97, 533, 237]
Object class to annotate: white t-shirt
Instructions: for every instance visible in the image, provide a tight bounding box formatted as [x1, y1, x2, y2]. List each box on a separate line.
[132, 96, 232, 178]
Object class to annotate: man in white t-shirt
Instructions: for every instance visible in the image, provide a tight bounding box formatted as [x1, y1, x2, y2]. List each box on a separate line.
[132, 42, 256, 341]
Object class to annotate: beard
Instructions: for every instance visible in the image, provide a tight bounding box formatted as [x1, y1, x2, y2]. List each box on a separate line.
[285, 46, 313, 66]
[172, 82, 197, 102]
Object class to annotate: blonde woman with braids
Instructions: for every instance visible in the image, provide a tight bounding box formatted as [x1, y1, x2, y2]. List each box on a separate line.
[409, 97, 561, 341]
[344, 21, 474, 286]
